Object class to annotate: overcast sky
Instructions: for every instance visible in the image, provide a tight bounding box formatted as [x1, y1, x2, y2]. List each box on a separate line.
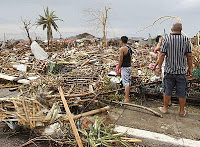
[0, 0, 200, 40]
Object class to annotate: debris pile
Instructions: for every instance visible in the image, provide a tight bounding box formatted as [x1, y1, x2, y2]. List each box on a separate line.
[0, 38, 200, 146]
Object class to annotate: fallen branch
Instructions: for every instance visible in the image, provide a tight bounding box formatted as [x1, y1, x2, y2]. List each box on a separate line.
[103, 100, 163, 118]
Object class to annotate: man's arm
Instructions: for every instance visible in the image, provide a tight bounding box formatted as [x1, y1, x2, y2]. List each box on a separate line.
[153, 58, 159, 70]
[158, 52, 165, 69]
[118, 48, 124, 68]
[156, 52, 165, 75]
[186, 53, 193, 75]
[185, 39, 193, 76]
[156, 37, 167, 74]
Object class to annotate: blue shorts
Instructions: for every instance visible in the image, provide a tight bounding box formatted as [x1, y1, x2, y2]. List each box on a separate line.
[121, 67, 132, 86]
[163, 73, 187, 98]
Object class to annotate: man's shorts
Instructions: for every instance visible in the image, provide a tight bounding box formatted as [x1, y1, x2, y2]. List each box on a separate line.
[163, 73, 187, 98]
[121, 67, 132, 86]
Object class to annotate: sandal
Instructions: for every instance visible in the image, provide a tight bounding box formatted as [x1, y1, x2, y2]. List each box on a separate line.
[179, 110, 187, 117]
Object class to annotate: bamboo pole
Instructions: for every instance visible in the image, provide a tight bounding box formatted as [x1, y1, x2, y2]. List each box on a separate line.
[0, 85, 19, 88]
[62, 106, 110, 122]
[58, 86, 83, 147]
[22, 98, 29, 123]
[81, 59, 90, 67]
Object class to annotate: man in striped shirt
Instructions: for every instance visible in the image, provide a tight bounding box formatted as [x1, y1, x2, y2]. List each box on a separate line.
[157, 22, 193, 116]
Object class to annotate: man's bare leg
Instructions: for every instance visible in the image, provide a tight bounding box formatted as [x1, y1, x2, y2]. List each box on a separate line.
[124, 85, 130, 103]
[168, 99, 172, 105]
[159, 95, 171, 113]
[179, 98, 186, 115]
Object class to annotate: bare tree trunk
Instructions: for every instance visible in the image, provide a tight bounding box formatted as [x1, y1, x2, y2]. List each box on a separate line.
[84, 6, 110, 48]
[21, 18, 32, 45]
[103, 21, 107, 48]
[47, 28, 50, 49]
[102, 7, 110, 48]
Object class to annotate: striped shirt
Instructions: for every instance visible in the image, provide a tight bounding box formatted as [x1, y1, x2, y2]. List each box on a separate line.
[161, 33, 192, 74]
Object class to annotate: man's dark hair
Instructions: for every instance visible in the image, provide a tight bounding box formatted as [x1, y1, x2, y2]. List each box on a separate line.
[156, 35, 162, 43]
[121, 36, 128, 43]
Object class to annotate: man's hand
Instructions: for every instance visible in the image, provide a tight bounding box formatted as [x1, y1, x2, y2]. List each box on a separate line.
[152, 64, 157, 70]
[115, 65, 121, 76]
[156, 68, 161, 76]
[187, 68, 192, 76]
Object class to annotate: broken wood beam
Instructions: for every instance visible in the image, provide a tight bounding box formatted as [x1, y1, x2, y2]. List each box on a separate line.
[58, 86, 83, 147]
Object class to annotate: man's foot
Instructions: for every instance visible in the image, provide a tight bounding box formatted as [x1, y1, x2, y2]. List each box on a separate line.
[124, 99, 130, 103]
[158, 107, 168, 114]
[179, 110, 187, 117]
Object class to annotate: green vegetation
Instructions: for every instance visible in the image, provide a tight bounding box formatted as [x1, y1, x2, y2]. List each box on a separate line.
[36, 7, 63, 48]
[79, 117, 129, 147]
[192, 66, 200, 80]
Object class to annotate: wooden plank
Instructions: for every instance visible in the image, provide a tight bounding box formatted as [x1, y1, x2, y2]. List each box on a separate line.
[58, 86, 83, 147]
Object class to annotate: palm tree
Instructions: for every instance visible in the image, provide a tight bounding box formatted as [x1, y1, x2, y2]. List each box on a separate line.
[36, 7, 63, 48]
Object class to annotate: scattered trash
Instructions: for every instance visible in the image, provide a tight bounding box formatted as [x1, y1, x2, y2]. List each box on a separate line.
[13, 64, 27, 72]
[0, 34, 199, 146]
[31, 41, 48, 60]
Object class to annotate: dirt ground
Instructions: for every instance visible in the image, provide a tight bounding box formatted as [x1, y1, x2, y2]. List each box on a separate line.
[0, 128, 28, 147]
[109, 100, 200, 141]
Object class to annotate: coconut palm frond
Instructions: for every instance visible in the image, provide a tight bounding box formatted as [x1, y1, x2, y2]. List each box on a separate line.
[79, 117, 130, 147]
